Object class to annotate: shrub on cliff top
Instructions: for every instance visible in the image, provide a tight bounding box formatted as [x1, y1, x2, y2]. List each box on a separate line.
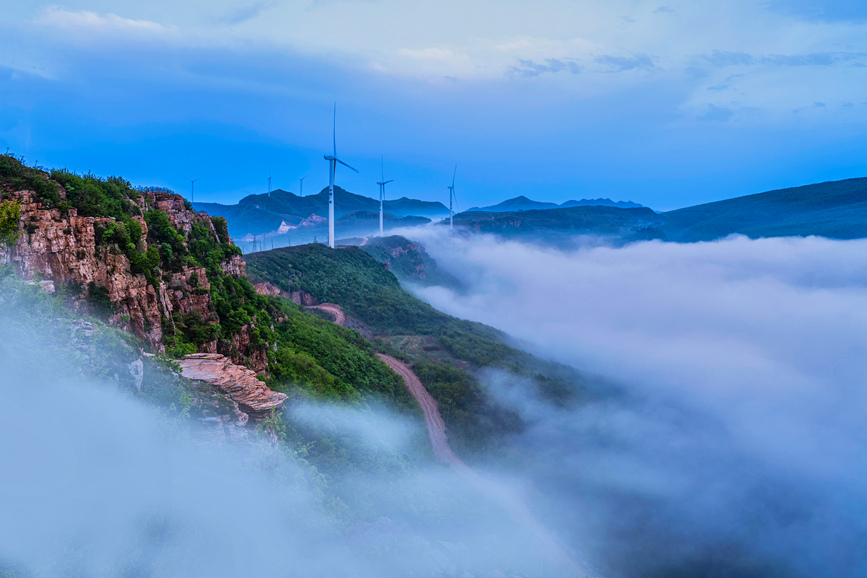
[0, 154, 60, 206]
[0, 200, 21, 263]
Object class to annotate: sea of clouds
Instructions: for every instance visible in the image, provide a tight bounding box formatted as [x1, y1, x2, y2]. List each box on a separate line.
[408, 231, 867, 576]
[2, 232, 866, 577]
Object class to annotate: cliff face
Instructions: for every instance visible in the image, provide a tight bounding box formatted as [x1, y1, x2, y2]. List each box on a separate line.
[2, 182, 266, 373]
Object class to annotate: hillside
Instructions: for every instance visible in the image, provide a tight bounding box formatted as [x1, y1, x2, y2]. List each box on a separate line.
[0, 154, 414, 412]
[658, 177, 867, 241]
[451, 177, 867, 244]
[358, 235, 462, 288]
[244, 243, 604, 454]
[195, 186, 448, 239]
[453, 205, 663, 243]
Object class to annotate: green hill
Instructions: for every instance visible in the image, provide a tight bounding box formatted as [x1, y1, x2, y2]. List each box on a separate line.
[245, 243, 605, 454]
[358, 235, 462, 288]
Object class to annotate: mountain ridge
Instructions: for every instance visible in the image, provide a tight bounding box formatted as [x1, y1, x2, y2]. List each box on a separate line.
[467, 195, 644, 212]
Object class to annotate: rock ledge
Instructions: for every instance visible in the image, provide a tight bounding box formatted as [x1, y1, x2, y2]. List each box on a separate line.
[178, 353, 287, 423]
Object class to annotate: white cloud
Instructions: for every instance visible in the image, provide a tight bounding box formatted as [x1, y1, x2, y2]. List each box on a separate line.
[404, 231, 867, 574]
[35, 6, 172, 36]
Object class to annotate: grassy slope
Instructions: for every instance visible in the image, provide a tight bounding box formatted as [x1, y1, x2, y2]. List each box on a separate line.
[357, 235, 462, 289]
[245, 243, 602, 454]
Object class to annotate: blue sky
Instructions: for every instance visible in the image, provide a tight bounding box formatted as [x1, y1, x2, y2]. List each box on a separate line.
[1, 0, 866, 210]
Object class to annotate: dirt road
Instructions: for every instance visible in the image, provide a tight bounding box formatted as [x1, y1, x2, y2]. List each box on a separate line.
[377, 354, 465, 467]
[376, 352, 584, 574]
[314, 303, 588, 575]
[307, 303, 345, 326]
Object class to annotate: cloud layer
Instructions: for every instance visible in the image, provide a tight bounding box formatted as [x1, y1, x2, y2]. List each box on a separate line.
[409, 231, 867, 575]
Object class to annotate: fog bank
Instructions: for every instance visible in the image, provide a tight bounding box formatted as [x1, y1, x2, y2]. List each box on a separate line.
[410, 231, 867, 576]
[0, 298, 580, 578]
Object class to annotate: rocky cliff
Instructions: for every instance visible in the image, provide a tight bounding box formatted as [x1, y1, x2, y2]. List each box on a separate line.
[0, 157, 269, 373]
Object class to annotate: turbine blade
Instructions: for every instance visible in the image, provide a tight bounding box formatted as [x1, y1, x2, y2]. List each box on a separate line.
[333, 103, 337, 158]
[451, 165, 457, 188]
[336, 159, 359, 173]
[381, 155, 384, 182]
[384, 179, 394, 185]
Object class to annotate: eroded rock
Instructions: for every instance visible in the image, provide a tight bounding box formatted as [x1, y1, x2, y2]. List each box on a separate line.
[178, 353, 286, 423]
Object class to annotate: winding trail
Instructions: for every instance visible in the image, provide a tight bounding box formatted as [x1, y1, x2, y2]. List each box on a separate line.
[315, 302, 589, 576]
[306, 303, 345, 326]
[377, 354, 465, 468]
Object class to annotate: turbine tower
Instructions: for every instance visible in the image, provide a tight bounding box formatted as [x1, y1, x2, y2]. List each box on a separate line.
[299, 176, 305, 198]
[323, 104, 358, 248]
[448, 166, 457, 229]
[189, 178, 200, 204]
[376, 156, 393, 238]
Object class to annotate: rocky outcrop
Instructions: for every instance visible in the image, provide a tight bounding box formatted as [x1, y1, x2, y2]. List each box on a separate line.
[3, 187, 265, 370]
[220, 254, 246, 277]
[290, 290, 318, 306]
[253, 281, 285, 297]
[178, 353, 287, 424]
[7, 190, 169, 345]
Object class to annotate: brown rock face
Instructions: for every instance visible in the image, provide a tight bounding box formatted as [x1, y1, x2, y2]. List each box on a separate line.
[6, 191, 167, 345]
[253, 281, 285, 297]
[3, 188, 265, 370]
[178, 353, 287, 423]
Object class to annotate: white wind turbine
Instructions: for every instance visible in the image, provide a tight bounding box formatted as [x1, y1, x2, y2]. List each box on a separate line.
[324, 104, 358, 248]
[376, 156, 394, 238]
[448, 165, 457, 229]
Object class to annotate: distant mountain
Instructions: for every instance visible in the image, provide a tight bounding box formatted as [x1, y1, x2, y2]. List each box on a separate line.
[560, 198, 644, 209]
[467, 196, 560, 212]
[194, 186, 448, 239]
[453, 205, 660, 244]
[467, 195, 643, 212]
[451, 177, 867, 244]
[658, 177, 867, 242]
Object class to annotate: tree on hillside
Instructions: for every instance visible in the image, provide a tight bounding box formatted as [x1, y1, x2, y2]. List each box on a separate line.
[0, 199, 21, 265]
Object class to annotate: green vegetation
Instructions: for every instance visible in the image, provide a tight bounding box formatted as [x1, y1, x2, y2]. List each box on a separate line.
[360, 235, 462, 288]
[246, 243, 599, 453]
[0, 154, 60, 206]
[0, 199, 21, 263]
[246, 243, 461, 335]
[0, 154, 415, 417]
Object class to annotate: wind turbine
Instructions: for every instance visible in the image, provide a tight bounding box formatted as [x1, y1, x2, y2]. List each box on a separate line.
[188, 178, 200, 204]
[448, 166, 457, 229]
[299, 176, 306, 198]
[323, 104, 358, 248]
[376, 156, 393, 238]
[267, 175, 272, 197]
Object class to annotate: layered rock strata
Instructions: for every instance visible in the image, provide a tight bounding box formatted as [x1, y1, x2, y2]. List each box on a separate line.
[177, 353, 287, 424]
[3, 188, 266, 371]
